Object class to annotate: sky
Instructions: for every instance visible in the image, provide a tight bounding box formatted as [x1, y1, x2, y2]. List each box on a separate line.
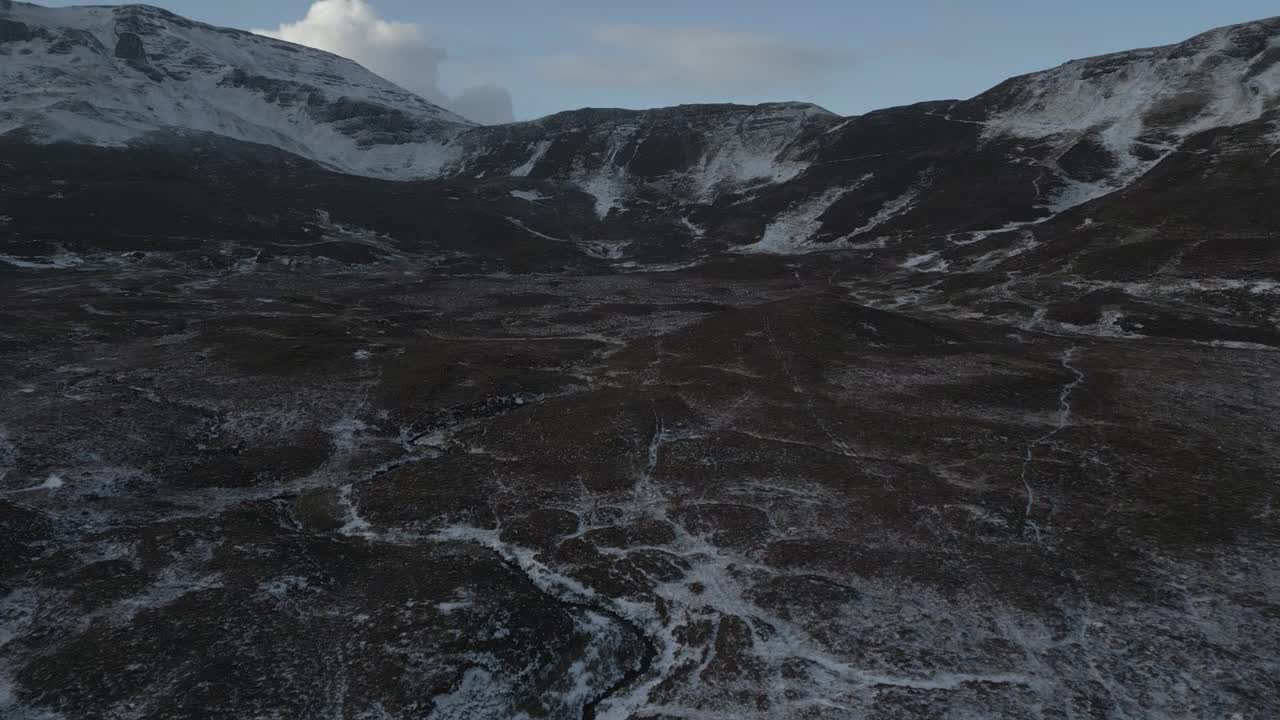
[34, 0, 1280, 124]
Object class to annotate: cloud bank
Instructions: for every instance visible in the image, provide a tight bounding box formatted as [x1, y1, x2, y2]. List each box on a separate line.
[255, 0, 514, 125]
[541, 24, 851, 96]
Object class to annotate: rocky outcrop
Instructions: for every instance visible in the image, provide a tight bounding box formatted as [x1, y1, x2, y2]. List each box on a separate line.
[113, 30, 145, 60]
[0, 18, 32, 43]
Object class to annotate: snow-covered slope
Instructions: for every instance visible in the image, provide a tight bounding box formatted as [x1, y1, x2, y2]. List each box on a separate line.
[721, 15, 1280, 255]
[4, 2, 1280, 244]
[0, 3, 840, 201]
[454, 102, 838, 218]
[970, 16, 1280, 209]
[0, 2, 473, 177]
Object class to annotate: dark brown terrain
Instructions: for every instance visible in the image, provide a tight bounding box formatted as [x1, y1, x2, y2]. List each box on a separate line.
[1, 4, 1278, 719]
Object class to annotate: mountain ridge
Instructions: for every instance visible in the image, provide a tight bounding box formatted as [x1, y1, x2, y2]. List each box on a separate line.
[5, 1, 1279, 217]
[2, 2, 1278, 347]
[0, 1, 472, 175]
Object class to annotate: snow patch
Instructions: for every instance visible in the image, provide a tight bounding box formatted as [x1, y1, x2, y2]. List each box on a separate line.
[110, 565, 224, 623]
[579, 172, 626, 220]
[435, 599, 472, 615]
[841, 171, 934, 241]
[427, 667, 515, 720]
[258, 576, 310, 599]
[338, 484, 375, 538]
[739, 175, 872, 254]
[685, 105, 828, 200]
[679, 217, 706, 239]
[3, 474, 65, 494]
[0, 253, 84, 270]
[1094, 310, 1144, 339]
[901, 252, 950, 272]
[693, 148, 808, 202]
[984, 23, 1280, 211]
[328, 417, 368, 455]
[510, 141, 552, 177]
[1201, 339, 1277, 351]
[824, 118, 855, 135]
[505, 217, 569, 244]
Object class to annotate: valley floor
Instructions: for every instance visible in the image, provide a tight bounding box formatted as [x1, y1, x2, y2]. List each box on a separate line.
[2, 258, 1277, 719]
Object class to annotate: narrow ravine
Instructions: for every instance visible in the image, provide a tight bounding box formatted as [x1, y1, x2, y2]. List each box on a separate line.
[442, 534, 662, 720]
[575, 601, 657, 720]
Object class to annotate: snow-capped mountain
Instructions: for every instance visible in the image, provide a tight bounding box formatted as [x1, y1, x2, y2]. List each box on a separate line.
[8, 1, 1278, 235]
[0, 2, 473, 177]
[3, 1, 1280, 283]
[969, 15, 1280, 209]
[0, 1, 837, 200]
[718, 14, 1280, 252]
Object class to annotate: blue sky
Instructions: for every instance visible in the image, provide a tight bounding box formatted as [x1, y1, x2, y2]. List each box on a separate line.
[36, 0, 1280, 122]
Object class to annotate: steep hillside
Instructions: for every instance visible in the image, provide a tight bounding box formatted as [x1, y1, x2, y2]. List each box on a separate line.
[0, 2, 472, 176]
[5, 3, 1280, 239]
[2, 4, 1279, 347]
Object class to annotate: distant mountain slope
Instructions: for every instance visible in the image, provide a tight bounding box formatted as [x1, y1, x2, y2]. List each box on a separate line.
[6, 2, 1278, 237]
[970, 15, 1280, 208]
[0, 2, 473, 176]
[456, 102, 838, 219]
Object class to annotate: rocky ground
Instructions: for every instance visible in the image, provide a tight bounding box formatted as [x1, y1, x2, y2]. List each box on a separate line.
[3, 11, 1280, 713]
[2, 223, 1277, 718]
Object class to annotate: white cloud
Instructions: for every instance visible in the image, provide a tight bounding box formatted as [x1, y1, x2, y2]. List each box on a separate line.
[448, 84, 515, 127]
[541, 24, 851, 96]
[254, 0, 514, 125]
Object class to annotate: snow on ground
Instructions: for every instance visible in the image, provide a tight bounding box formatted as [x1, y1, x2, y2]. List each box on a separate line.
[679, 217, 706, 239]
[693, 147, 809, 202]
[839, 170, 935, 241]
[983, 19, 1280, 211]
[578, 172, 627, 220]
[509, 141, 551, 178]
[901, 252, 950, 272]
[504, 217, 570, 244]
[0, 253, 85, 270]
[31, 474, 64, 492]
[986, 27, 1280, 144]
[328, 417, 368, 455]
[337, 484, 375, 538]
[1, 3, 469, 178]
[426, 667, 516, 720]
[739, 176, 872, 254]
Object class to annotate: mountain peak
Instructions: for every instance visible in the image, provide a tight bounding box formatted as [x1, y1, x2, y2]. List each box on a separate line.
[0, 0, 471, 175]
[4, 2, 1280, 220]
